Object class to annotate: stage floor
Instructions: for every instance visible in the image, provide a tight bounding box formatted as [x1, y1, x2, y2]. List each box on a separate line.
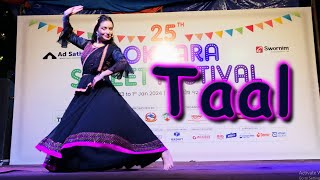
[0, 160, 319, 179]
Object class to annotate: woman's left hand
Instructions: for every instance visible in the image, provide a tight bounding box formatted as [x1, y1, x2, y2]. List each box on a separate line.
[92, 74, 104, 88]
[64, 5, 83, 17]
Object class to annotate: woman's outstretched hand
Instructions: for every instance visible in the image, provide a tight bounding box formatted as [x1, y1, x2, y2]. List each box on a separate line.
[64, 5, 83, 17]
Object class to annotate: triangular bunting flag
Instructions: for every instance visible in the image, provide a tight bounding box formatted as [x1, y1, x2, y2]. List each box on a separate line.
[215, 31, 223, 38]
[57, 27, 63, 34]
[246, 25, 254, 32]
[283, 14, 292, 21]
[195, 33, 203, 40]
[235, 27, 243, 34]
[38, 22, 47, 29]
[76, 31, 85, 36]
[29, 20, 37, 26]
[225, 29, 233, 36]
[292, 12, 301, 17]
[205, 32, 213, 39]
[117, 35, 125, 42]
[47, 24, 56, 32]
[87, 32, 93, 39]
[185, 34, 193, 41]
[274, 17, 283, 24]
[137, 36, 146, 43]
[128, 36, 135, 43]
[265, 20, 273, 27]
[255, 23, 264, 29]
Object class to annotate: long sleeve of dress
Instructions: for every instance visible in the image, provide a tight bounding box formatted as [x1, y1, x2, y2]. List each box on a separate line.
[57, 15, 89, 49]
[108, 47, 134, 79]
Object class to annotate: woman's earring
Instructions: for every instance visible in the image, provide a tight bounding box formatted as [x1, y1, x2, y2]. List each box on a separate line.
[96, 32, 99, 43]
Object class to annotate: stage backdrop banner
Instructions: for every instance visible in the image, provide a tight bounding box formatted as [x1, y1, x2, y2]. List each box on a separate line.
[11, 7, 320, 164]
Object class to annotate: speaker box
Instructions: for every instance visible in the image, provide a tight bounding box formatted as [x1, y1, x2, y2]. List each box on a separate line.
[0, 78, 13, 165]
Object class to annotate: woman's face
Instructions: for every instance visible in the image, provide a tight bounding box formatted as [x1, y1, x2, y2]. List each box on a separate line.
[97, 20, 113, 41]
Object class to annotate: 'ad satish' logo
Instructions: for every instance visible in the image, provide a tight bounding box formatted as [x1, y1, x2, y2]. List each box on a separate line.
[256, 46, 290, 53]
[43, 51, 82, 60]
[43, 52, 57, 59]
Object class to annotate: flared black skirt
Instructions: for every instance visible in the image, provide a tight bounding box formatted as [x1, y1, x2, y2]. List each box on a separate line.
[36, 77, 167, 172]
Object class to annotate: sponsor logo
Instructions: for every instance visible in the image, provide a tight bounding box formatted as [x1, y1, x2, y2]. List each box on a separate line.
[192, 135, 211, 140]
[216, 134, 224, 140]
[145, 112, 157, 122]
[188, 114, 206, 122]
[226, 133, 237, 138]
[239, 134, 255, 139]
[272, 132, 287, 137]
[256, 132, 270, 137]
[191, 115, 202, 120]
[162, 113, 170, 121]
[256, 45, 290, 53]
[174, 132, 180, 136]
[171, 131, 183, 142]
[256, 46, 263, 53]
[43, 51, 82, 60]
[43, 52, 57, 59]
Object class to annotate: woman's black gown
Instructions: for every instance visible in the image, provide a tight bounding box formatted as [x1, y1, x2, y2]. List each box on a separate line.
[35, 16, 167, 172]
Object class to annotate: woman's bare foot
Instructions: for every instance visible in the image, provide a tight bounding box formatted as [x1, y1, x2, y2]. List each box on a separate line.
[161, 150, 174, 170]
